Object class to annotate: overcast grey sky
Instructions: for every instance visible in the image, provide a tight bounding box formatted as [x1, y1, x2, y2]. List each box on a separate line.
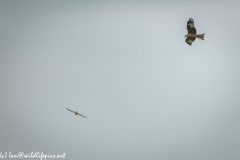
[1, 0, 240, 160]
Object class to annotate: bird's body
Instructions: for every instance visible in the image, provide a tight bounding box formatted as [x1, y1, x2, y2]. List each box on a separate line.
[185, 34, 203, 38]
[66, 108, 87, 118]
[185, 18, 205, 45]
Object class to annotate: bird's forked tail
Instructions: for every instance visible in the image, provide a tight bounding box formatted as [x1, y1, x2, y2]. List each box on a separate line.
[196, 33, 205, 40]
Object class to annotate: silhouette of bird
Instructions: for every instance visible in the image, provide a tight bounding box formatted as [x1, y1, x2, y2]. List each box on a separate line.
[66, 108, 87, 118]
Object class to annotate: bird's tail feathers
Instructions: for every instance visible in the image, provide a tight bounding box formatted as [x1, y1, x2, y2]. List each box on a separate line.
[196, 33, 205, 40]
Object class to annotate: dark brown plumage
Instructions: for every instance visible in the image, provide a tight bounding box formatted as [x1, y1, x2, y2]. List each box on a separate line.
[185, 18, 205, 45]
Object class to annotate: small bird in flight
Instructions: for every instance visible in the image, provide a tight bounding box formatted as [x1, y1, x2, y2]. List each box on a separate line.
[66, 108, 87, 118]
[185, 18, 205, 45]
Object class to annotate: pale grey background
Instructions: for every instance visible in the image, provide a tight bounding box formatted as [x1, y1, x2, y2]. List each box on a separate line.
[1, 0, 240, 160]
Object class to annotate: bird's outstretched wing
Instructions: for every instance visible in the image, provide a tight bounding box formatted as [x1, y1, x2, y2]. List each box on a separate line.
[185, 37, 196, 45]
[187, 18, 196, 34]
[66, 108, 75, 113]
[66, 108, 87, 118]
[77, 113, 87, 118]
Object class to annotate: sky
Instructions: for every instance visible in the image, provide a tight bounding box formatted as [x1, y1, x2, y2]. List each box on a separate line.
[1, 0, 240, 160]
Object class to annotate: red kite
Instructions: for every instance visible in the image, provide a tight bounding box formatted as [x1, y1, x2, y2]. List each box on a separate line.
[185, 18, 205, 45]
[66, 108, 87, 118]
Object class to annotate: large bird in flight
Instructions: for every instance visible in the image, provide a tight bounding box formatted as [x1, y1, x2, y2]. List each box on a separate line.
[185, 18, 205, 45]
[66, 108, 87, 118]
